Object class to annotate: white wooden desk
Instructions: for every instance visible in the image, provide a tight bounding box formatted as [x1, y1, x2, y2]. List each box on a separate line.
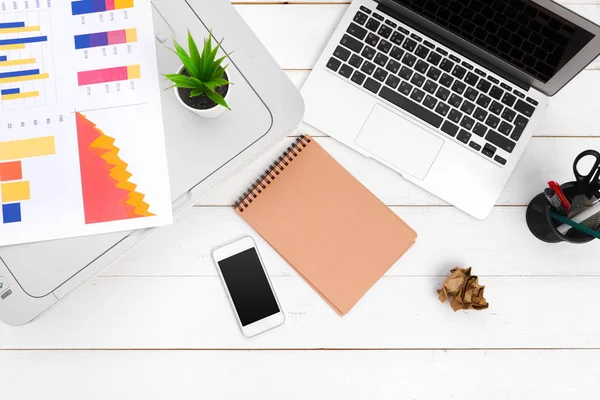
[2, 1, 600, 398]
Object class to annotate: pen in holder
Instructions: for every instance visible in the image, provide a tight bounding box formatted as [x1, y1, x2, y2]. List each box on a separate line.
[526, 181, 599, 244]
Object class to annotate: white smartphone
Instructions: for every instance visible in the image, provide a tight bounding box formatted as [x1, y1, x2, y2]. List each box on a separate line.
[213, 237, 285, 337]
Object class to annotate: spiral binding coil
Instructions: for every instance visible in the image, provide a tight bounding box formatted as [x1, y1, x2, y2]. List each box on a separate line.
[235, 135, 312, 212]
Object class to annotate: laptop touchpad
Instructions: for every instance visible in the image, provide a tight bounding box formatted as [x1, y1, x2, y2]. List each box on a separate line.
[355, 105, 444, 181]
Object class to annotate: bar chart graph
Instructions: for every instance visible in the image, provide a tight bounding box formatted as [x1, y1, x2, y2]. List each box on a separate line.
[78, 64, 140, 86]
[74, 28, 137, 49]
[71, 0, 134, 16]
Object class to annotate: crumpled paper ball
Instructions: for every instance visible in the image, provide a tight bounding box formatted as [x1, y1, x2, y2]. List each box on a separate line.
[438, 267, 489, 311]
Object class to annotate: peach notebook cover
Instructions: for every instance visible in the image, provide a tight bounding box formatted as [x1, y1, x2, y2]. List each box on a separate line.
[235, 135, 417, 315]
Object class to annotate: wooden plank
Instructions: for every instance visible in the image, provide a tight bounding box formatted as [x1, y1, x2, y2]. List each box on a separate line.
[233, 4, 600, 70]
[108, 206, 600, 277]
[195, 136, 600, 206]
[2, 350, 599, 399]
[3, 275, 600, 349]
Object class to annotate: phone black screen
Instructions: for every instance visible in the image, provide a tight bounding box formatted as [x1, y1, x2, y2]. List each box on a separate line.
[218, 248, 280, 326]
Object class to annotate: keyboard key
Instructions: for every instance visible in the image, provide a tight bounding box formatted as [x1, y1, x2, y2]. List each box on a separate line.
[402, 53, 416, 67]
[461, 61, 474, 70]
[423, 95, 437, 109]
[365, 18, 380, 32]
[436, 48, 448, 56]
[501, 108, 516, 123]
[361, 46, 376, 60]
[489, 86, 504, 100]
[427, 52, 442, 66]
[435, 102, 450, 117]
[372, 13, 384, 21]
[489, 101, 503, 115]
[495, 155, 507, 165]
[448, 94, 462, 108]
[349, 54, 363, 68]
[359, 5, 371, 14]
[399, 66, 413, 80]
[514, 90, 525, 99]
[374, 53, 389, 67]
[426, 67, 441, 81]
[473, 123, 487, 137]
[402, 38, 417, 52]
[441, 121, 459, 137]
[448, 108, 463, 123]
[327, 57, 342, 72]
[353, 11, 369, 25]
[526, 97, 539, 106]
[386, 59, 401, 74]
[501, 92, 517, 107]
[465, 87, 478, 101]
[474, 107, 488, 122]
[379, 86, 443, 128]
[365, 33, 379, 47]
[510, 115, 529, 141]
[475, 68, 487, 77]
[338, 64, 354, 78]
[486, 131, 516, 153]
[347, 23, 368, 40]
[410, 73, 425, 87]
[457, 129, 472, 144]
[390, 46, 404, 60]
[482, 143, 497, 158]
[465, 72, 479, 86]
[460, 116, 475, 130]
[410, 33, 422, 42]
[415, 45, 429, 59]
[487, 76, 500, 84]
[424, 40, 435, 49]
[398, 81, 413, 96]
[469, 141, 482, 151]
[476, 79, 491, 93]
[476, 94, 491, 108]
[410, 88, 425, 103]
[373, 67, 388, 82]
[515, 99, 535, 117]
[423, 80, 438, 94]
[460, 100, 475, 115]
[351, 70, 366, 85]
[451, 81, 466, 95]
[391, 31, 405, 46]
[398, 27, 409, 35]
[485, 114, 500, 129]
[440, 58, 454, 72]
[334, 46, 351, 61]
[385, 20, 397, 28]
[435, 87, 450, 101]
[378, 25, 393, 39]
[377, 40, 392, 53]
[385, 74, 400, 89]
[361, 60, 375, 75]
[440, 73, 454, 87]
[498, 121, 513, 136]
[414, 60, 429, 74]
[340, 34, 363, 53]
[449, 54, 461, 63]
[364, 77, 381, 93]
[451, 65, 467, 80]
[500, 83, 512, 91]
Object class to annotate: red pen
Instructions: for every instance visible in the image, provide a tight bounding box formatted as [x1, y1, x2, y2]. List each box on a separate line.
[548, 181, 571, 214]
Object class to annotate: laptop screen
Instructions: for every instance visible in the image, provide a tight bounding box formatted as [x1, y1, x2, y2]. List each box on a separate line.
[391, 0, 595, 83]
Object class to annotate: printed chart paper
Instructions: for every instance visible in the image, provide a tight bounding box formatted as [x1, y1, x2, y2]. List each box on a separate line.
[0, 0, 172, 246]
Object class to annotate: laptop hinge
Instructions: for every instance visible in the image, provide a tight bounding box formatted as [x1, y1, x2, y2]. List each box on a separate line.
[376, 1, 531, 92]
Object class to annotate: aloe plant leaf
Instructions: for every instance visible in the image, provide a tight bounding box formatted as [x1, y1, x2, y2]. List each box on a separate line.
[187, 30, 202, 75]
[172, 39, 199, 77]
[205, 88, 230, 110]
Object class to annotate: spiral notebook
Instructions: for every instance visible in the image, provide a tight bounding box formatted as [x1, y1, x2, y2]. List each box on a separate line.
[235, 135, 417, 316]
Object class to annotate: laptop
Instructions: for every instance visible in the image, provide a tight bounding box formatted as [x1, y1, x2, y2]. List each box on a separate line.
[302, 0, 600, 219]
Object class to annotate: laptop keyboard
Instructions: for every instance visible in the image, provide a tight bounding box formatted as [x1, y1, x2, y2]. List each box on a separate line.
[326, 5, 540, 167]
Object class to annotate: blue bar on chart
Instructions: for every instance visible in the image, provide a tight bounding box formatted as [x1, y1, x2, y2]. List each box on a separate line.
[1, 88, 20, 95]
[0, 36, 47, 46]
[0, 22, 25, 29]
[0, 69, 40, 79]
[71, 0, 133, 16]
[0, 56, 6, 62]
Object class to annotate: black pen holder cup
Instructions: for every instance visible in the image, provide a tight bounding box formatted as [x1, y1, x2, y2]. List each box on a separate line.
[526, 181, 599, 244]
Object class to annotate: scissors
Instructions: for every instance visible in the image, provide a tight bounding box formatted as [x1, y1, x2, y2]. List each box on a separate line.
[570, 150, 600, 217]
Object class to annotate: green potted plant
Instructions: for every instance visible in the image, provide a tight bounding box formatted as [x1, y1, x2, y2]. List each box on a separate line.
[165, 31, 232, 118]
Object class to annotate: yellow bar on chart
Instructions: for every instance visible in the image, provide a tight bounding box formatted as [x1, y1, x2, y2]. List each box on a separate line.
[0, 136, 55, 161]
[0, 72, 49, 84]
[114, 0, 134, 9]
[2, 91, 39, 100]
[125, 28, 137, 43]
[1, 181, 30, 202]
[0, 58, 36, 67]
[0, 44, 25, 50]
[0, 25, 40, 34]
[127, 64, 141, 80]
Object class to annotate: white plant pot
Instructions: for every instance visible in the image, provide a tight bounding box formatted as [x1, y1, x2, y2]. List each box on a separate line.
[174, 65, 231, 119]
